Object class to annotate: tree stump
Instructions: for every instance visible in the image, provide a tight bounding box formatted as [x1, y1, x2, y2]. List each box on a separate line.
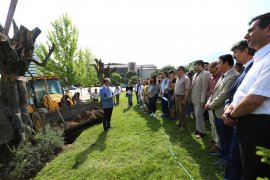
[91, 59, 116, 86]
[0, 21, 54, 146]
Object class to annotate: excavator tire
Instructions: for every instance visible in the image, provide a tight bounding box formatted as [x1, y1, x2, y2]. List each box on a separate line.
[32, 111, 46, 132]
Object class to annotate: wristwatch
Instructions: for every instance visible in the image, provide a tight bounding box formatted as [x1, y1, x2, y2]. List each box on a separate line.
[227, 113, 238, 123]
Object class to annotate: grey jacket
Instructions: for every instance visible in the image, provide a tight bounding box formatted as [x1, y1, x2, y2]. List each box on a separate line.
[207, 68, 239, 118]
[191, 69, 211, 105]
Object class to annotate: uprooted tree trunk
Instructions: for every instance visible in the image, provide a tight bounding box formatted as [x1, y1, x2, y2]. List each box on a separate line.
[91, 58, 116, 86]
[0, 21, 54, 146]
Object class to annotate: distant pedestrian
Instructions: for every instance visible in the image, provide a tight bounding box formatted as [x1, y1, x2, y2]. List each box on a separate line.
[126, 81, 133, 106]
[91, 88, 99, 102]
[167, 70, 176, 119]
[159, 71, 170, 117]
[142, 79, 149, 112]
[135, 80, 141, 104]
[114, 85, 121, 105]
[99, 78, 114, 132]
[148, 76, 159, 118]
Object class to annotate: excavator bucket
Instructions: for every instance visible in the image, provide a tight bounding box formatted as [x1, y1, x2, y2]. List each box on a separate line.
[45, 102, 100, 124]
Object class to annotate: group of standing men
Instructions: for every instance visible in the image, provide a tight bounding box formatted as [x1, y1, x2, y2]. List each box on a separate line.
[192, 13, 270, 179]
[98, 12, 270, 179]
[135, 12, 270, 179]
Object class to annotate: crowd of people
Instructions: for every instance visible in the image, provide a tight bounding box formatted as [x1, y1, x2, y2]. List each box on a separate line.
[98, 12, 270, 179]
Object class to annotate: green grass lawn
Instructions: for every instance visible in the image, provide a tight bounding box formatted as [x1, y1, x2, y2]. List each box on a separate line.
[36, 94, 224, 180]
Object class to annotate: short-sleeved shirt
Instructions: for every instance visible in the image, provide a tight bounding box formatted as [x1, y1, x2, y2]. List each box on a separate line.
[148, 84, 159, 97]
[232, 43, 270, 115]
[168, 78, 176, 95]
[92, 92, 99, 99]
[126, 86, 133, 92]
[174, 75, 191, 96]
[160, 78, 169, 94]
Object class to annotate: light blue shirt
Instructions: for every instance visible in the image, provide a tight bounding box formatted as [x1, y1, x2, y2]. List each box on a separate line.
[99, 85, 114, 108]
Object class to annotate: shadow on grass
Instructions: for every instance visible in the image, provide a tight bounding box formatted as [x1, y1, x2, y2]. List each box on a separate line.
[122, 106, 132, 113]
[72, 131, 107, 169]
[133, 104, 162, 132]
[160, 117, 223, 179]
[134, 104, 222, 179]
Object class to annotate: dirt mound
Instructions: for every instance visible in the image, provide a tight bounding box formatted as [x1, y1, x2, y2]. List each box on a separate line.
[64, 109, 104, 144]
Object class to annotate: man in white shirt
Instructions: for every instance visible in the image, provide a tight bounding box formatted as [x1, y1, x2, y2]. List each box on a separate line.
[91, 88, 99, 102]
[223, 12, 270, 179]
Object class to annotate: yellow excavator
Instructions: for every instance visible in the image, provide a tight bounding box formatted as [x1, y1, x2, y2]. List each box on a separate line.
[27, 75, 97, 132]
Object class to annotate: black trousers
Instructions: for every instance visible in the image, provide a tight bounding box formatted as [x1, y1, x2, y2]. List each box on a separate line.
[103, 107, 113, 131]
[135, 92, 139, 104]
[149, 95, 158, 113]
[237, 114, 270, 180]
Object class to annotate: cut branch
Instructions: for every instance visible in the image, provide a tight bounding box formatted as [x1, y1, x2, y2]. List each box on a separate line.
[27, 43, 55, 66]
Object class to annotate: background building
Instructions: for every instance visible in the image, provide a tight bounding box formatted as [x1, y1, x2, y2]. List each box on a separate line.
[107, 62, 157, 79]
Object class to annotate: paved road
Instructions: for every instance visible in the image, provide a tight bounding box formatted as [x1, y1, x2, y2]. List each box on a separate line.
[69, 87, 124, 101]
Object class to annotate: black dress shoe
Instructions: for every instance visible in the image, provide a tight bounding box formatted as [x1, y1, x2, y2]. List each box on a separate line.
[192, 130, 199, 135]
[196, 132, 206, 139]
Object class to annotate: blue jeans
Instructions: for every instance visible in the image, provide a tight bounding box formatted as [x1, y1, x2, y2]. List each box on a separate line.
[225, 126, 242, 180]
[161, 94, 169, 115]
[186, 102, 194, 116]
[168, 94, 174, 109]
[215, 116, 233, 161]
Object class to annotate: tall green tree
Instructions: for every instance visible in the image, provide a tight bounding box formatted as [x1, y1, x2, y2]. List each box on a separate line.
[83, 48, 98, 86]
[36, 14, 80, 86]
[185, 62, 194, 72]
[124, 71, 137, 83]
[74, 48, 97, 87]
[110, 72, 122, 86]
[159, 65, 176, 73]
[151, 65, 176, 77]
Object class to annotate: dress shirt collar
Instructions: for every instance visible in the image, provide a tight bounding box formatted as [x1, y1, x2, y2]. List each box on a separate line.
[223, 68, 234, 77]
[212, 73, 221, 79]
[103, 85, 109, 90]
[243, 59, 253, 68]
[253, 43, 270, 62]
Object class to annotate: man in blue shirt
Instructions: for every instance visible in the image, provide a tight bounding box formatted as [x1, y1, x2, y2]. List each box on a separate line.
[99, 78, 114, 132]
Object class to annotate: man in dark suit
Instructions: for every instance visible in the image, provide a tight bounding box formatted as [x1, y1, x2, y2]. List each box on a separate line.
[223, 40, 255, 180]
[224, 13, 270, 179]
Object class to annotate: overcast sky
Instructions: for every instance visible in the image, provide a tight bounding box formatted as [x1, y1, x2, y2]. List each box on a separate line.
[1, 0, 269, 68]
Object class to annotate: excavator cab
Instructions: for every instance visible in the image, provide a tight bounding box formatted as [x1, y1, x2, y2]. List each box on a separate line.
[27, 76, 74, 131]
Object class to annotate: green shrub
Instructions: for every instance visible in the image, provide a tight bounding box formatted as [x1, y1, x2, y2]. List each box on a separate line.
[256, 146, 270, 180]
[8, 125, 64, 179]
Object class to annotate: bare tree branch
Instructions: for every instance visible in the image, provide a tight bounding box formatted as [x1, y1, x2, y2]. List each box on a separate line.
[12, 19, 18, 36]
[27, 43, 55, 67]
